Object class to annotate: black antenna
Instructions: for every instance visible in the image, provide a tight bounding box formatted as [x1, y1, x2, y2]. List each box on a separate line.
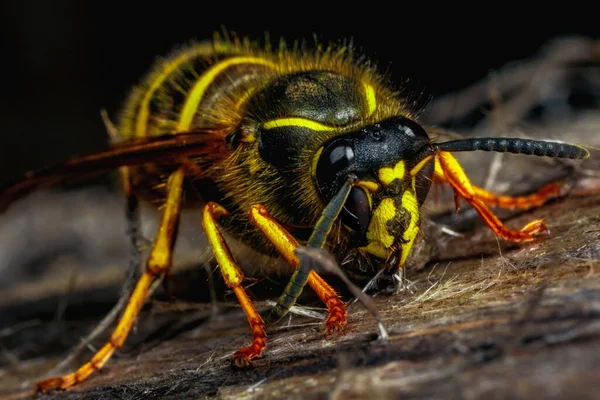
[436, 137, 590, 160]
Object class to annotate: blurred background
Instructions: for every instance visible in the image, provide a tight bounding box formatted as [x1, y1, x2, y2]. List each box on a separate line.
[1, 3, 598, 181]
[0, 3, 598, 290]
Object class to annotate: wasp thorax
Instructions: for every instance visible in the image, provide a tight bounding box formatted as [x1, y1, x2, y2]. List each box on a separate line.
[246, 70, 366, 125]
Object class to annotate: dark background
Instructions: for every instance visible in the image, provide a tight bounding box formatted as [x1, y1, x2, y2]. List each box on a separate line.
[1, 3, 598, 184]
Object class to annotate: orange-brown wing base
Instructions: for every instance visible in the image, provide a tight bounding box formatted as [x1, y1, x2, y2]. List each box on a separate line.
[0, 129, 228, 213]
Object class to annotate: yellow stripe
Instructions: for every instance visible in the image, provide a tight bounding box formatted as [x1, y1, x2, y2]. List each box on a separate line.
[263, 117, 338, 132]
[364, 83, 377, 116]
[135, 49, 206, 137]
[177, 56, 276, 131]
[311, 146, 324, 179]
[234, 86, 257, 111]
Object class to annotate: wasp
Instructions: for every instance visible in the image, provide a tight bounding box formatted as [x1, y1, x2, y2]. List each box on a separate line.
[0, 33, 590, 392]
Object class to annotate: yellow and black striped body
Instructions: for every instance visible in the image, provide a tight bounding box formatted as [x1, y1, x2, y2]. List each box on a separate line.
[116, 37, 431, 273]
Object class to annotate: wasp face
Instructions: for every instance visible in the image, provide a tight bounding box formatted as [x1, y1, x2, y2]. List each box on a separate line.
[314, 116, 435, 271]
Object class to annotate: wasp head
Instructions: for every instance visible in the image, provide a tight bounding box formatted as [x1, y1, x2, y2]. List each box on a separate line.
[314, 116, 435, 275]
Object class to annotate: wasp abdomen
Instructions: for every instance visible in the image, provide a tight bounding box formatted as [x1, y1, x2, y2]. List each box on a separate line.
[118, 47, 277, 140]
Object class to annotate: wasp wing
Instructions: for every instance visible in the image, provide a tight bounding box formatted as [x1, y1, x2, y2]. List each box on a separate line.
[423, 126, 470, 143]
[0, 128, 230, 212]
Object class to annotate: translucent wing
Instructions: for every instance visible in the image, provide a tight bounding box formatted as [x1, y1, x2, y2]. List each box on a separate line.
[0, 127, 230, 212]
[423, 125, 469, 142]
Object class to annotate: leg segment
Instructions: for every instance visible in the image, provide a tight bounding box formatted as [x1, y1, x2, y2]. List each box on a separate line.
[265, 177, 354, 322]
[37, 167, 185, 392]
[435, 152, 547, 241]
[201, 202, 266, 367]
[48, 167, 143, 375]
[472, 182, 563, 210]
[433, 158, 563, 210]
[249, 204, 346, 332]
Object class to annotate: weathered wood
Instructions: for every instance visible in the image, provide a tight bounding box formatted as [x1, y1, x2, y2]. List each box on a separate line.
[1, 190, 599, 400]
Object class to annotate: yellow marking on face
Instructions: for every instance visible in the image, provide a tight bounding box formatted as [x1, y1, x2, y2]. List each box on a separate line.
[356, 180, 380, 193]
[364, 241, 389, 259]
[177, 56, 276, 131]
[364, 82, 377, 116]
[364, 198, 396, 258]
[262, 117, 338, 131]
[378, 160, 405, 186]
[135, 49, 206, 137]
[400, 190, 420, 267]
[410, 155, 434, 177]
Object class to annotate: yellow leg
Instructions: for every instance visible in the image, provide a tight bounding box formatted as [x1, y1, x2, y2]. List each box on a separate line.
[434, 153, 547, 241]
[433, 158, 563, 210]
[249, 204, 346, 332]
[37, 167, 185, 392]
[201, 202, 266, 367]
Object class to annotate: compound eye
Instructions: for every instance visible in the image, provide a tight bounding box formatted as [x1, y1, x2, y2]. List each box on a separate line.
[341, 187, 370, 231]
[315, 140, 355, 192]
[398, 117, 429, 140]
[325, 140, 354, 171]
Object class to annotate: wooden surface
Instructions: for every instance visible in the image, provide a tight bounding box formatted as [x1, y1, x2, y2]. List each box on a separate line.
[1, 35, 599, 400]
[1, 188, 600, 399]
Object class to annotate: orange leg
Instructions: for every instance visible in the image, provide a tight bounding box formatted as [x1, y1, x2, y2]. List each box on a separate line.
[472, 182, 562, 210]
[433, 159, 563, 210]
[202, 202, 266, 367]
[37, 167, 185, 392]
[435, 152, 548, 242]
[249, 204, 346, 332]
